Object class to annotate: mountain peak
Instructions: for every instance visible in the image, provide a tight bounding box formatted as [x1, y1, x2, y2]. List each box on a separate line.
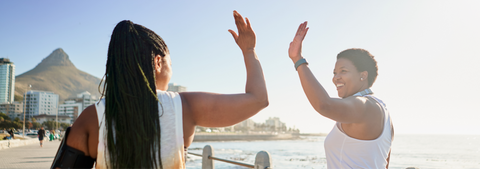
[15, 48, 101, 101]
[36, 48, 75, 67]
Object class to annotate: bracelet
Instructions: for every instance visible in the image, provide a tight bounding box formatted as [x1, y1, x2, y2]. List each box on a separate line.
[294, 58, 308, 70]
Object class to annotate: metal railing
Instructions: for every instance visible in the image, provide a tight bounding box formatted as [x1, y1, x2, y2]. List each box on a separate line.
[188, 145, 272, 169]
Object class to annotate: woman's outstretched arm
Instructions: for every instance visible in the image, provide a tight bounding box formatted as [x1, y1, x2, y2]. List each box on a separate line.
[289, 22, 368, 123]
[181, 10, 268, 128]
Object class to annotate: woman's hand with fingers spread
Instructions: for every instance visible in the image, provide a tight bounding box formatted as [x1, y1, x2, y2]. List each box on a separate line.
[228, 10, 256, 52]
[289, 21, 309, 63]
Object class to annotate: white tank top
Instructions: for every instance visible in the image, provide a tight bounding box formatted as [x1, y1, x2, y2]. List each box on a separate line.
[324, 95, 392, 169]
[95, 90, 185, 169]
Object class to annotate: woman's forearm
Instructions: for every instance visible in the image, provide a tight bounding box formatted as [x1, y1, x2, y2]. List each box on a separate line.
[243, 49, 268, 107]
[289, 21, 332, 115]
[297, 64, 331, 113]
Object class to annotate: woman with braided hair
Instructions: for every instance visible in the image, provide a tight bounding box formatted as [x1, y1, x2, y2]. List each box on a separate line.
[52, 11, 267, 169]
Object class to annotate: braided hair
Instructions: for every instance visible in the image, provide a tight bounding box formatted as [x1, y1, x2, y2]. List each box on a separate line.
[99, 20, 169, 169]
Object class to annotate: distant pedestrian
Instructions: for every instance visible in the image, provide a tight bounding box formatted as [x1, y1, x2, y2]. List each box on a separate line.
[8, 128, 14, 139]
[38, 127, 45, 147]
[49, 130, 55, 141]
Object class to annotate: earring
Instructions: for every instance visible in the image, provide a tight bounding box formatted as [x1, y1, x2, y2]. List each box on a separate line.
[360, 78, 363, 81]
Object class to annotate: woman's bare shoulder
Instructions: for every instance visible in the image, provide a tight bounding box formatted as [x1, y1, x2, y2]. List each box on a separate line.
[66, 105, 99, 158]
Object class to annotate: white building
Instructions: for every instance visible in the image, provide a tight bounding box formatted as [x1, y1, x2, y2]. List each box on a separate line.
[167, 83, 187, 92]
[58, 100, 82, 124]
[24, 90, 59, 120]
[265, 117, 286, 131]
[58, 91, 97, 124]
[236, 119, 255, 131]
[0, 58, 15, 104]
[75, 91, 97, 112]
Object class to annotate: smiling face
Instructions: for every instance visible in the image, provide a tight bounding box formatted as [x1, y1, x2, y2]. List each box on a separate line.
[332, 58, 369, 98]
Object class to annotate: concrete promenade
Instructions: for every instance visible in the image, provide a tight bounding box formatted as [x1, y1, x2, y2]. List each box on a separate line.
[0, 140, 60, 169]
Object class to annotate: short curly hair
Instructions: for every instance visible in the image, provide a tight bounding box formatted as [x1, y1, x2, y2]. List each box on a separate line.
[337, 48, 378, 87]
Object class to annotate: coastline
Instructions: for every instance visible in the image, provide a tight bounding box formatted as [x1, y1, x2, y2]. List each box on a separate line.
[192, 133, 327, 142]
[187, 134, 480, 169]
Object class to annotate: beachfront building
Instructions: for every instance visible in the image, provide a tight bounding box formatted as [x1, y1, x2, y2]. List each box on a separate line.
[235, 119, 255, 132]
[24, 90, 59, 120]
[58, 100, 82, 123]
[0, 102, 23, 120]
[58, 91, 97, 124]
[265, 117, 286, 132]
[75, 91, 97, 111]
[0, 58, 15, 104]
[167, 83, 187, 92]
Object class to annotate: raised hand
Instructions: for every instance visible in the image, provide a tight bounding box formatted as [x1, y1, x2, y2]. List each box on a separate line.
[289, 21, 309, 63]
[228, 10, 256, 52]
[180, 10, 267, 141]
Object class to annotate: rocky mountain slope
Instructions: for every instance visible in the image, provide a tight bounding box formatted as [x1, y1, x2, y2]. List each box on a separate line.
[14, 48, 102, 101]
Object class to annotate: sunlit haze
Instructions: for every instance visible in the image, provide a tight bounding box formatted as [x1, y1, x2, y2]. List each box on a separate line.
[1, 1, 479, 135]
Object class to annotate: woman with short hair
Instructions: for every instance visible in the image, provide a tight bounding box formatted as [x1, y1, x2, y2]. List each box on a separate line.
[288, 22, 393, 168]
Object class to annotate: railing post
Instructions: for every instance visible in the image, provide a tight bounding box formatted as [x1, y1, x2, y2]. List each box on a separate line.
[254, 151, 271, 169]
[202, 145, 214, 169]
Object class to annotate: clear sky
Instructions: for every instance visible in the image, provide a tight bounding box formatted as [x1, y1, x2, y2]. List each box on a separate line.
[1, 1, 479, 135]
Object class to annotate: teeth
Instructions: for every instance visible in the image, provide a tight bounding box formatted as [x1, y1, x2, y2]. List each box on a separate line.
[337, 84, 344, 87]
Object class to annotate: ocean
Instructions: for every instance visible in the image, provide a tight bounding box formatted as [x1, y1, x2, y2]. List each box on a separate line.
[185, 134, 480, 169]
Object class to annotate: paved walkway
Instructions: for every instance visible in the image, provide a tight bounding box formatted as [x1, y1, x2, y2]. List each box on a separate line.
[0, 140, 60, 169]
